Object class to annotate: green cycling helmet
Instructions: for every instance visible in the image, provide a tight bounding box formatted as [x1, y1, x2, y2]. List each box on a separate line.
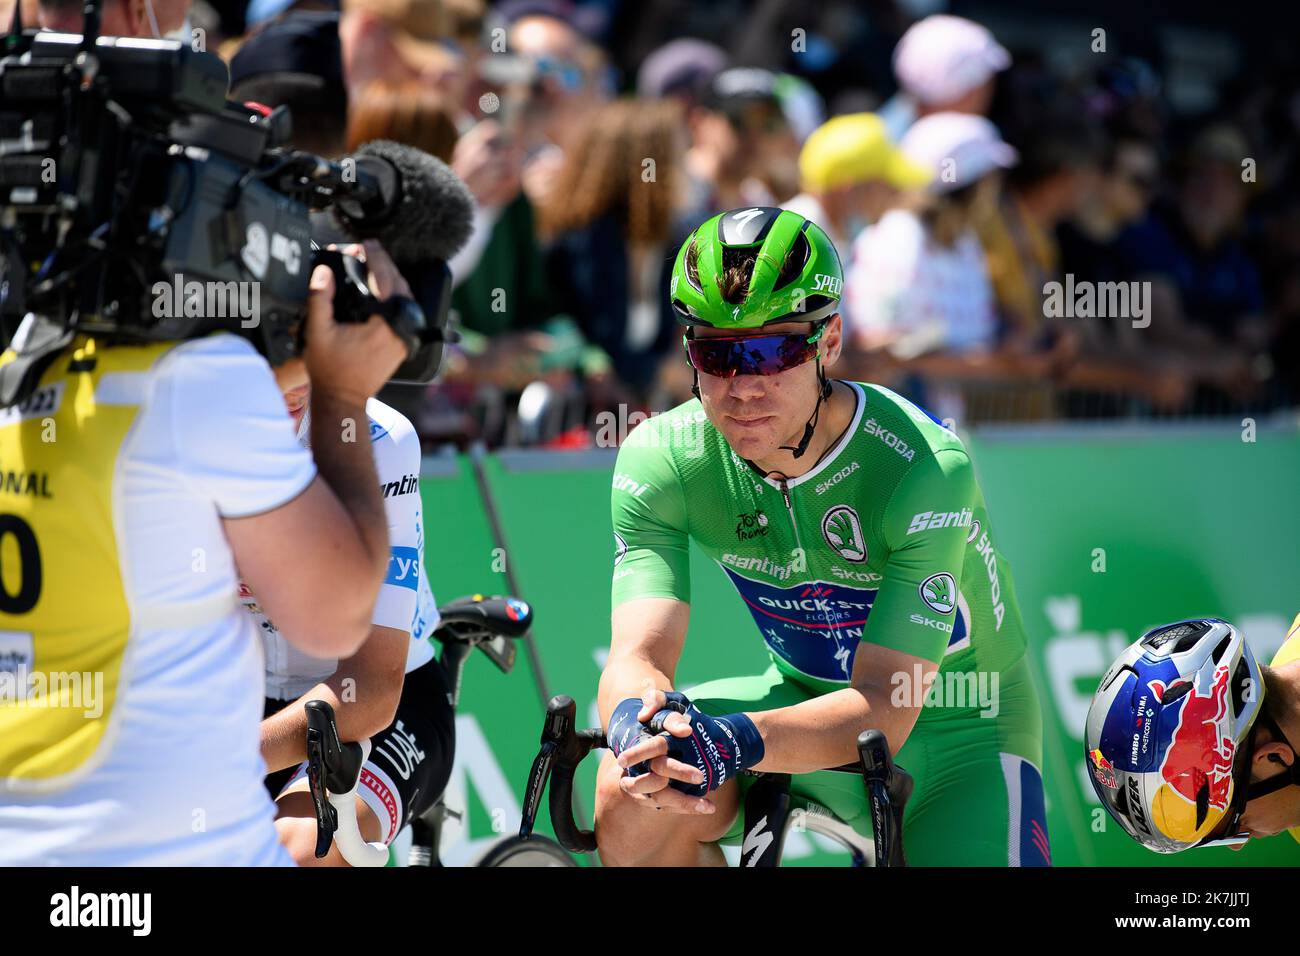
[670, 207, 843, 331]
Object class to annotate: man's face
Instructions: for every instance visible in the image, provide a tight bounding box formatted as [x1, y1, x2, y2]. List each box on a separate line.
[509, 15, 600, 144]
[272, 357, 311, 426]
[1106, 142, 1158, 224]
[693, 316, 841, 463]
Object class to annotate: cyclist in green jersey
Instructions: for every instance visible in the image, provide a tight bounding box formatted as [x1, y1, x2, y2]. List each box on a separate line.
[595, 206, 1050, 866]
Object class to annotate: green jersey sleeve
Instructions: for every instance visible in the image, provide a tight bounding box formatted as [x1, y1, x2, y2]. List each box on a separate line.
[610, 423, 692, 608]
[859, 447, 977, 664]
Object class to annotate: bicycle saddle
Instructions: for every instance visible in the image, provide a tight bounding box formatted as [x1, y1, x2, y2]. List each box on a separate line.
[434, 594, 533, 640]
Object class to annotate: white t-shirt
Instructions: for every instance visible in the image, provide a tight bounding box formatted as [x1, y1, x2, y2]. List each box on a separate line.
[249, 398, 439, 702]
[0, 334, 314, 866]
[843, 208, 996, 357]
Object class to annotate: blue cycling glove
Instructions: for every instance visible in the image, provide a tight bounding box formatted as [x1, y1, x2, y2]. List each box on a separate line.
[606, 697, 654, 776]
[647, 691, 765, 797]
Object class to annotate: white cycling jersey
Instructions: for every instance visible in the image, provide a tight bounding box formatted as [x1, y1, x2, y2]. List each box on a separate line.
[244, 398, 439, 701]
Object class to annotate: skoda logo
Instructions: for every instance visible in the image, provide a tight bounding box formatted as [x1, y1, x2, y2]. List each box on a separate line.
[821, 506, 866, 563]
[919, 572, 957, 615]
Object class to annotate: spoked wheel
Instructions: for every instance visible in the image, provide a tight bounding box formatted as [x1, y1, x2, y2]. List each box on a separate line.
[475, 834, 580, 867]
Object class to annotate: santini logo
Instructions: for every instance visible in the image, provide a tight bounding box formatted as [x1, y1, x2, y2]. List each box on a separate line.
[50, 886, 151, 936]
[906, 508, 973, 535]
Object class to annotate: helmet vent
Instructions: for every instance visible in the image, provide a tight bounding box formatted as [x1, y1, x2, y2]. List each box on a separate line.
[1230, 658, 1251, 718]
[1195, 782, 1209, 829]
[1210, 635, 1232, 664]
[772, 231, 810, 291]
[684, 239, 704, 294]
[1142, 621, 1210, 653]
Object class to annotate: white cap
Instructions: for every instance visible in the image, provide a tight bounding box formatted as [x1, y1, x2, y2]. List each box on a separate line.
[899, 112, 1018, 194]
[893, 14, 1010, 106]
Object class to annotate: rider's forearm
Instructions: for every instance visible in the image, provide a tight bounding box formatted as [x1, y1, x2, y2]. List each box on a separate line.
[307, 388, 391, 628]
[746, 686, 922, 774]
[261, 656, 405, 774]
[597, 653, 674, 731]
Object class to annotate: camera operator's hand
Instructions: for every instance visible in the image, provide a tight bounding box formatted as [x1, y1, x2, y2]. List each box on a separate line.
[303, 241, 410, 405]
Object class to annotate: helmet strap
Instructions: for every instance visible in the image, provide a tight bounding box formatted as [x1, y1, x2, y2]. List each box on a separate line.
[779, 357, 833, 460]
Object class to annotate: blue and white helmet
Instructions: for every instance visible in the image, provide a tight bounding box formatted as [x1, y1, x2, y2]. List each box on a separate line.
[1084, 619, 1265, 853]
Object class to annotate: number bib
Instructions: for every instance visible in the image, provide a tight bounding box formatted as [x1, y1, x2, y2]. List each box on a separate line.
[0, 335, 174, 791]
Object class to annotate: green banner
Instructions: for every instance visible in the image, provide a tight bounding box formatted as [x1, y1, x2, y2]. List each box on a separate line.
[422, 421, 1300, 866]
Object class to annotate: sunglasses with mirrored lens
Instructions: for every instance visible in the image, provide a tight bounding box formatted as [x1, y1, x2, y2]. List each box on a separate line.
[685, 324, 825, 377]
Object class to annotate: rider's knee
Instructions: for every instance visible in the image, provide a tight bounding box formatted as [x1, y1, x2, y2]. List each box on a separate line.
[594, 761, 736, 865]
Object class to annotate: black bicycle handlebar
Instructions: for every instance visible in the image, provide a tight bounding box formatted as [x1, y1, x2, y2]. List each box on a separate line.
[520, 695, 605, 853]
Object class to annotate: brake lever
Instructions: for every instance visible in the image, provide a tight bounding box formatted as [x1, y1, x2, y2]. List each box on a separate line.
[519, 739, 557, 839]
[304, 700, 342, 860]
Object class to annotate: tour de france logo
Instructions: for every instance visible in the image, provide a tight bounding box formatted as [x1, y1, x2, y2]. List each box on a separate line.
[821, 505, 867, 563]
[735, 509, 769, 541]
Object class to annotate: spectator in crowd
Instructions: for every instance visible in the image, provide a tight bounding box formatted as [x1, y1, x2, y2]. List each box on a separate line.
[1113, 124, 1270, 406]
[680, 66, 796, 225]
[343, 80, 470, 431]
[499, 0, 616, 210]
[880, 14, 1010, 141]
[243, 0, 337, 34]
[1058, 131, 1161, 287]
[1053, 131, 1196, 413]
[977, 111, 1100, 375]
[537, 97, 684, 399]
[346, 80, 459, 159]
[340, 76, 575, 444]
[762, 73, 826, 201]
[337, 0, 465, 101]
[636, 36, 727, 105]
[783, 112, 929, 263]
[201, 0, 1298, 433]
[229, 9, 348, 157]
[36, 0, 189, 33]
[843, 113, 1036, 423]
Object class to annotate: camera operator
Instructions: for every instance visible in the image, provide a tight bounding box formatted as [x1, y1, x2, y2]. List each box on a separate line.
[0, 241, 411, 865]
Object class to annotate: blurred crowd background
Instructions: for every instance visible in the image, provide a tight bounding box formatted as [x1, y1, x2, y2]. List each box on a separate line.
[11, 0, 1300, 446]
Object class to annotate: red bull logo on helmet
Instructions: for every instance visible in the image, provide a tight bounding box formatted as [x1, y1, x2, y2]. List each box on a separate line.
[1148, 664, 1237, 843]
[1089, 748, 1118, 790]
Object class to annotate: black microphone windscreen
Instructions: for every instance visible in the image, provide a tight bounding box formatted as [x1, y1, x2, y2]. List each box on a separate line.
[333, 139, 474, 264]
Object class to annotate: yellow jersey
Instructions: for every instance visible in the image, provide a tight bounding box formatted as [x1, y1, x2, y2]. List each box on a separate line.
[0, 330, 314, 864]
[1272, 612, 1300, 844]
